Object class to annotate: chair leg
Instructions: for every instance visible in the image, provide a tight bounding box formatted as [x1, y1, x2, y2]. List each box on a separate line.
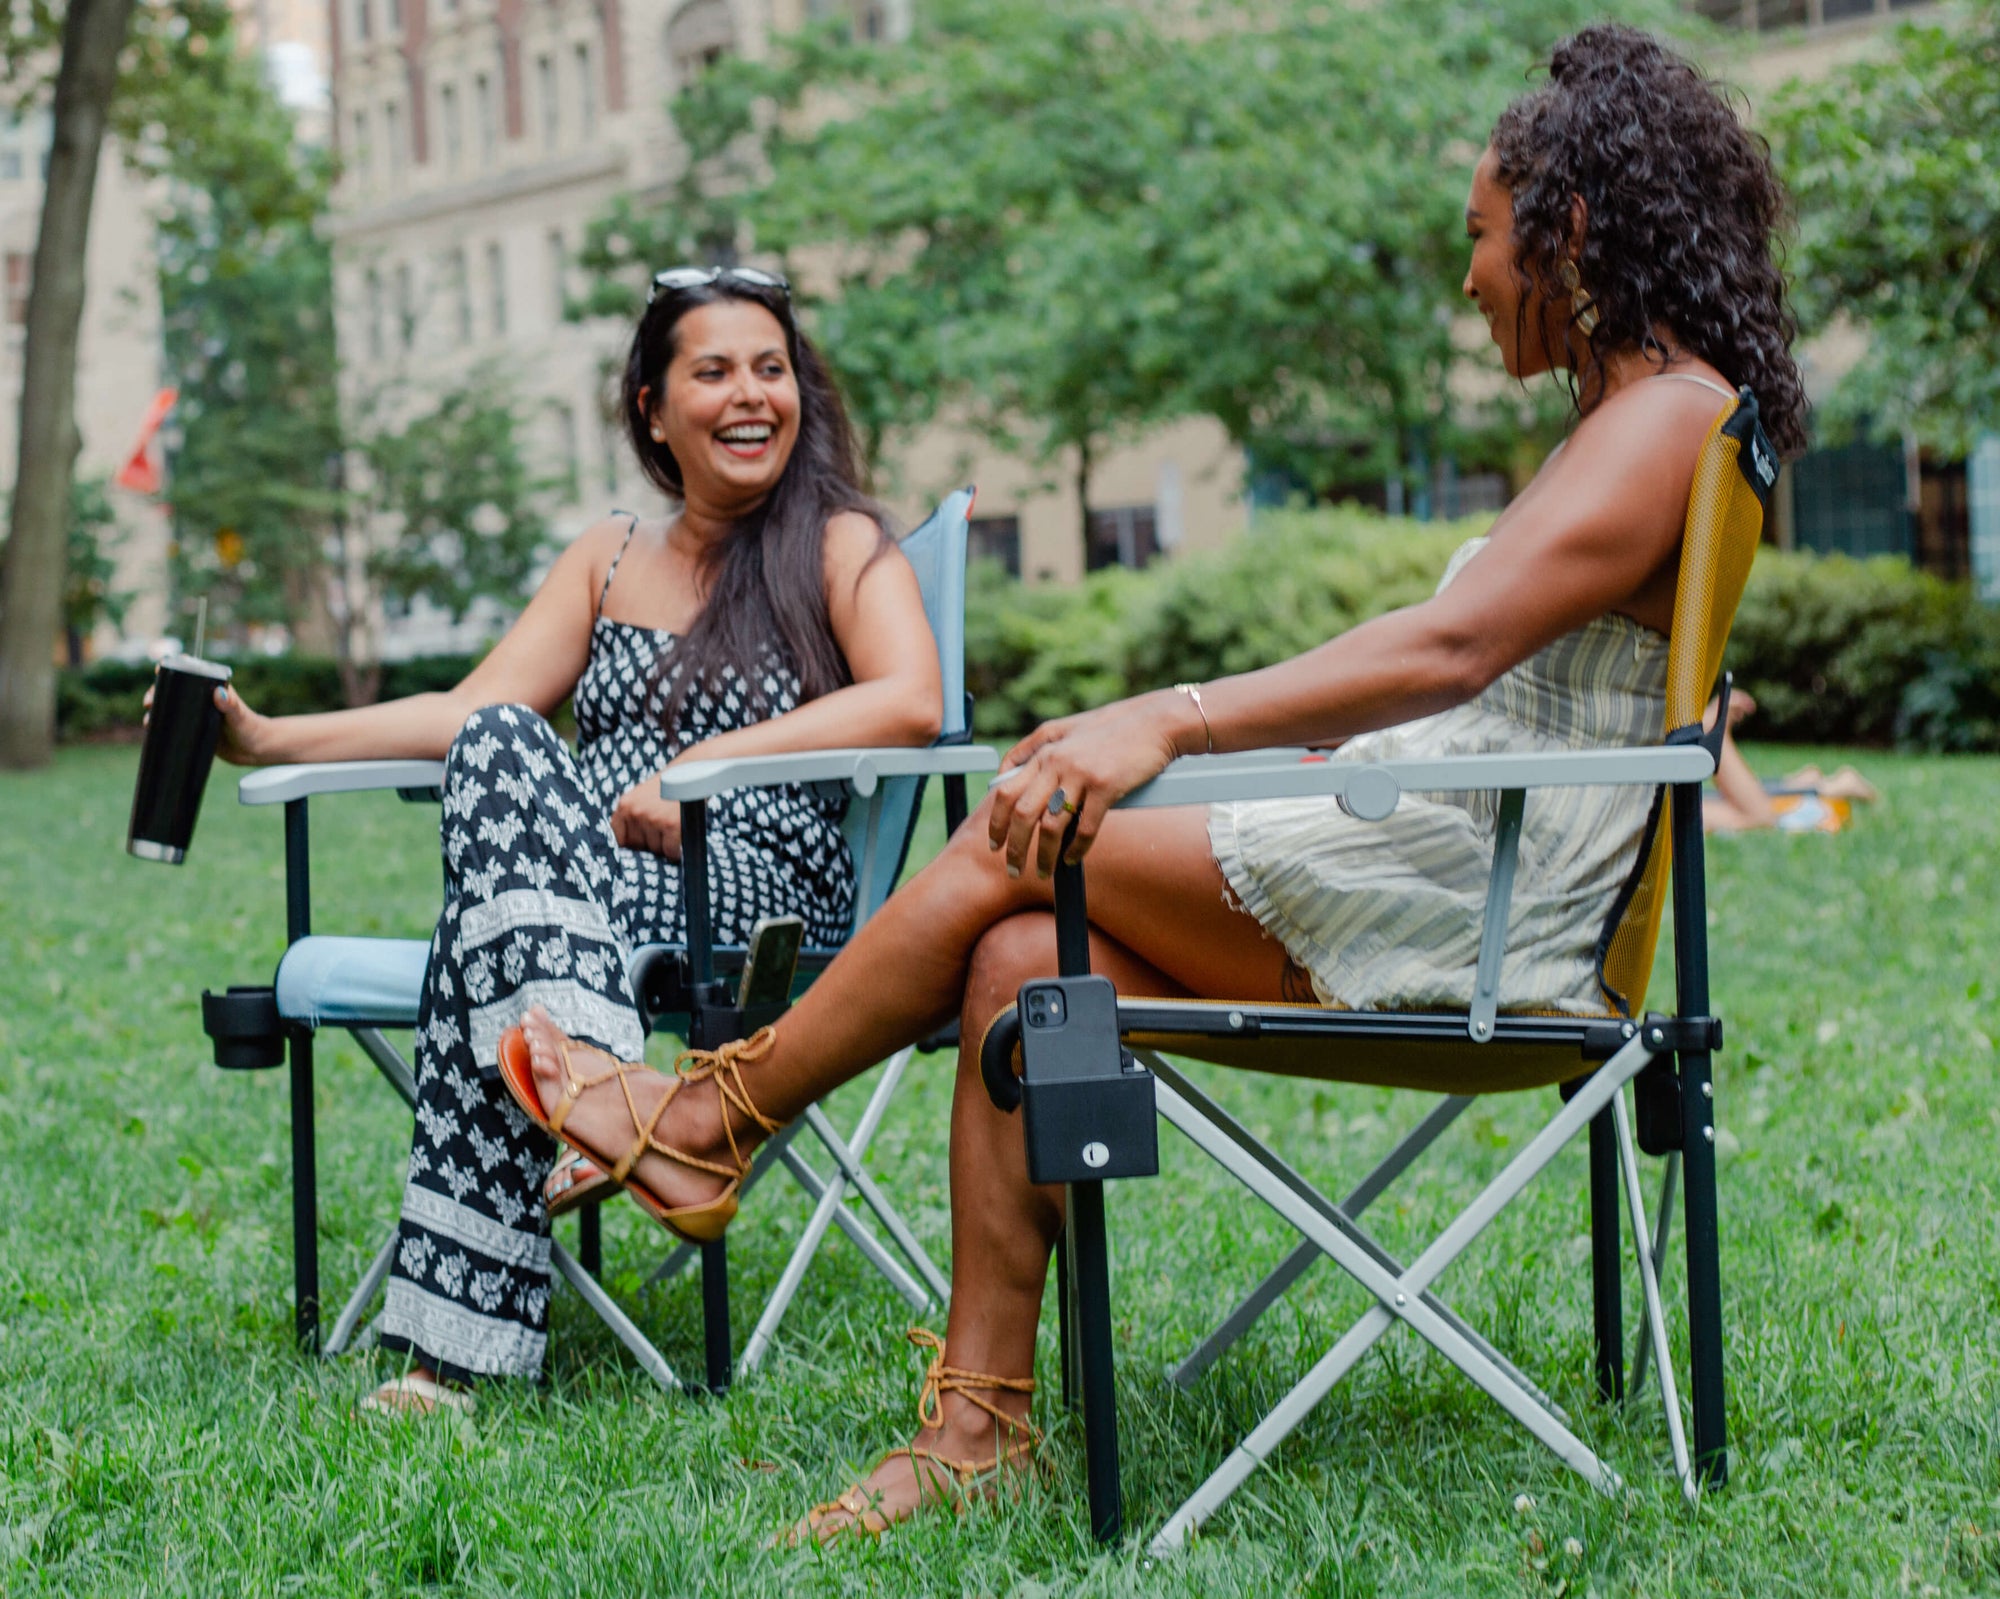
[701, 1241, 731, 1393]
[1068, 1180, 1123, 1543]
[1613, 1095, 1695, 1505]
[578, 1201, 601, 1279]
[550, 1240, 681, 1392]
[1167, 1089, 1471, 1388]
[740, 1144, 928, 1377]
[1680, 1053, 1727, 1485]
[1588, 1107, 1624, 1403]
[1629, 1153, 1678, 1392]
[323, 1227, 399, 1358]
[288, 1027, 319, 1354]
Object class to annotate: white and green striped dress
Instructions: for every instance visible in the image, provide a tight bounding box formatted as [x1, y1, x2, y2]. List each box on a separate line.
[1209, 537, 1667, 1017]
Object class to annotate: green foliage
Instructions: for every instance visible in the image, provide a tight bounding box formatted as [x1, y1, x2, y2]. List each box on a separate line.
[357, 379, 557, 624]
[54, 653, 483, 740]
[1722, 550, 1999, 748]
[1772, 0, 2000, 452]
[61, 474, 127, 658]
[577, 0, 1675, 527]
[961, 516, 2000, 752]
[965, 506, 1475, 736]
[150, 24, 345, 644]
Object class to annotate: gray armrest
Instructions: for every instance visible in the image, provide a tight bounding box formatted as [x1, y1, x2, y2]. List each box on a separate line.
[1116, 744, 1715, 814]
[239, 760, 449, 807]
[660, 745, 998, 803]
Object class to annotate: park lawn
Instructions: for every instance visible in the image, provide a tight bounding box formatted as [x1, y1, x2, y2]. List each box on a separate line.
[0, 742, 1994, 1597]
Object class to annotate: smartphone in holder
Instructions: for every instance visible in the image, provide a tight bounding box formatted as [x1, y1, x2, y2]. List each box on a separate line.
[737, 915, 805, 1010]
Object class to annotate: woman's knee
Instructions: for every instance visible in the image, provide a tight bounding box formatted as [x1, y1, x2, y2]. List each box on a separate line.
[961, 912, 1059, 1037]
[447, 703, 559, 774]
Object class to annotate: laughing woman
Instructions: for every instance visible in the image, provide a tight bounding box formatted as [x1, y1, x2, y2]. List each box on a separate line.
[504, 24, 1807, 1529]
[189, 269, 941, 1404]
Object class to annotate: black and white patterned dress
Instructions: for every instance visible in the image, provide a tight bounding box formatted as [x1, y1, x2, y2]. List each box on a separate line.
[376, 520, 855, 1382]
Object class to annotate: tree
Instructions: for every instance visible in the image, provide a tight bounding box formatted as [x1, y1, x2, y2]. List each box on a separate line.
[152, 31, 347, 664]
[355, 375, 558, 698]
[0, 0, 236, 766]
[0, 0, 137, 765]
[1773, 0, 2000, 454]
[577, 0, 1668, 557]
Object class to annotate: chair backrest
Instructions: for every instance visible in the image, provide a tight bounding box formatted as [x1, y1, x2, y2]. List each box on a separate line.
[837, 486, 975, 930]
[1594, 391, 1776, 1015]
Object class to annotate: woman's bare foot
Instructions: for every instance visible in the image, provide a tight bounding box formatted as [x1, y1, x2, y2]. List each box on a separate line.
[516, 1006, 754, 1218]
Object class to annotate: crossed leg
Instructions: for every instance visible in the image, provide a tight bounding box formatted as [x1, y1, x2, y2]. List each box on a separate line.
[515, 796, 1300, 1531]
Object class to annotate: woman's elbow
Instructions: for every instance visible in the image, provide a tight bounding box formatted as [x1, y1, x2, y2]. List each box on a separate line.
[907, 697, 945, 746]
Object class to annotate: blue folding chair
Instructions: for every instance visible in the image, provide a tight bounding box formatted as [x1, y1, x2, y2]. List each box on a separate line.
[202, 489, 994, 1391]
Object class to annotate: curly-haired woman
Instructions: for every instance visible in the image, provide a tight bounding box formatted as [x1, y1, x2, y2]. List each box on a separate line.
[503, 24, 1807, 1525]
[175, 270, 942, 1404]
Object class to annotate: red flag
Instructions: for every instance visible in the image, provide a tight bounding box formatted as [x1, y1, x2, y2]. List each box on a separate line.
[115, 387, 178, 495]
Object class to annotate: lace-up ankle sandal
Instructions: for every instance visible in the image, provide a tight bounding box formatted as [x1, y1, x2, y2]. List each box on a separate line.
[497, 1022, 783, 1246]
[800, 1329, 1041, 1541]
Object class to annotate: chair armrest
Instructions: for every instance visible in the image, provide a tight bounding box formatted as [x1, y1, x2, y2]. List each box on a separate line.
[238, 760, 450, 807]
[1115, 745, 1715, 814]
[659, 745, 999, 803]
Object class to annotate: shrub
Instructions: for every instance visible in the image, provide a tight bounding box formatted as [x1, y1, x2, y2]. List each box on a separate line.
[965, 508, 2000, 752]
[966, 505, 1475, 738]
[57, 654, 481, 741]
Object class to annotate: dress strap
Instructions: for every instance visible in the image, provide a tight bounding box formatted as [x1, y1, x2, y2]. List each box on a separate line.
[596, 513, 640, 619]
[1652, 371, 1738, 401]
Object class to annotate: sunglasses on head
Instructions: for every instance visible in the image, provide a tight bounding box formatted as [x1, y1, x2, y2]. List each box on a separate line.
[648, 265, 792, 304]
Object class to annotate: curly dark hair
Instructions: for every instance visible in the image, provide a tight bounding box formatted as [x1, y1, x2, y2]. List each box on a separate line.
[1490, 24, 1809, 457]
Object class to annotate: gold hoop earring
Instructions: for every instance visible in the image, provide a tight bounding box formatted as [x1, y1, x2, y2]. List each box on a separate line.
[1558, 259, 1600, 338]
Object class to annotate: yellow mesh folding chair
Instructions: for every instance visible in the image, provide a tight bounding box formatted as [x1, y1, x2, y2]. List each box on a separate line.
[979, 390, 1776, 1548]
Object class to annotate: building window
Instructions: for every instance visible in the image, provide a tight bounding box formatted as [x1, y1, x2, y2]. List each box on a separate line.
[439, 82, 461, 174]
[474, 72, 496, 168]
[4, 250, 30, 325]
[394, 260, 415, 351]
[355, 0, 371, 43]
[553, 402, 580, 501]
[1085, 505, 1159, 572]
[546, 229, 567, 323]
[385, 0, 401, 30]
[668, 0, 736, 84]
[537, 53, 558, 150]
[574, 42, 597, 141]
[383, 98, 405, 179]
[1693, 0, 1928, 30]
[601, 419, 622, 494]
[350, 108, 370, 181]
[451, 248, 472, 343]
[364, 267, 384, 360]
[486, 240, 507, 335]
[967, 515, 1022, 578]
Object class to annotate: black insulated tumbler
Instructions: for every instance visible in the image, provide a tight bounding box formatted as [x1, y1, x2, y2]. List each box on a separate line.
[127, 653, 233, 864]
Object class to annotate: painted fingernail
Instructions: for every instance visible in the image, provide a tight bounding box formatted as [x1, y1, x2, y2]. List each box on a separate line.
[1005, 864, 1021, 879]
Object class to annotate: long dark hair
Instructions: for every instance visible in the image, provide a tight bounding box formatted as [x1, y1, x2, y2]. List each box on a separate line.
[1490, 25, 1809, 457]
[620, 277, 890, 731]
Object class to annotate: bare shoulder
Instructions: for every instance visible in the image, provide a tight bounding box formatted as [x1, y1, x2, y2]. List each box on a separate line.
[821, 509, 898, 583]
[1580, 366, 1740, 461]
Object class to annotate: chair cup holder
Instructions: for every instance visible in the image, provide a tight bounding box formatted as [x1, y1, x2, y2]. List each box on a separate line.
[201, 986, 285, 1070]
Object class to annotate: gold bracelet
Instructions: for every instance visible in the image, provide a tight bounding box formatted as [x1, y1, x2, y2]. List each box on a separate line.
[1174, 682, 1215, 754]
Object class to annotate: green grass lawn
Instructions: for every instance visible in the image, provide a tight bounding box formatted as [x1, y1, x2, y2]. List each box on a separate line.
[1, 743, 1995, 1596]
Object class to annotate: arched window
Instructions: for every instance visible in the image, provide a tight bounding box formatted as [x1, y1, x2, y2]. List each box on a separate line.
[667, 0, 736, 86]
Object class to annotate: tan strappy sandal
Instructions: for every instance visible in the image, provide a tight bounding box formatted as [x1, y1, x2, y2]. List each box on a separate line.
[496, 1022, 782, 1246]
[799, 1329, 1041, 1541]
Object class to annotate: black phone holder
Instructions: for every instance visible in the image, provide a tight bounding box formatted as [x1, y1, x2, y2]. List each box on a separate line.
[1015, 976, 1158, 1186]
